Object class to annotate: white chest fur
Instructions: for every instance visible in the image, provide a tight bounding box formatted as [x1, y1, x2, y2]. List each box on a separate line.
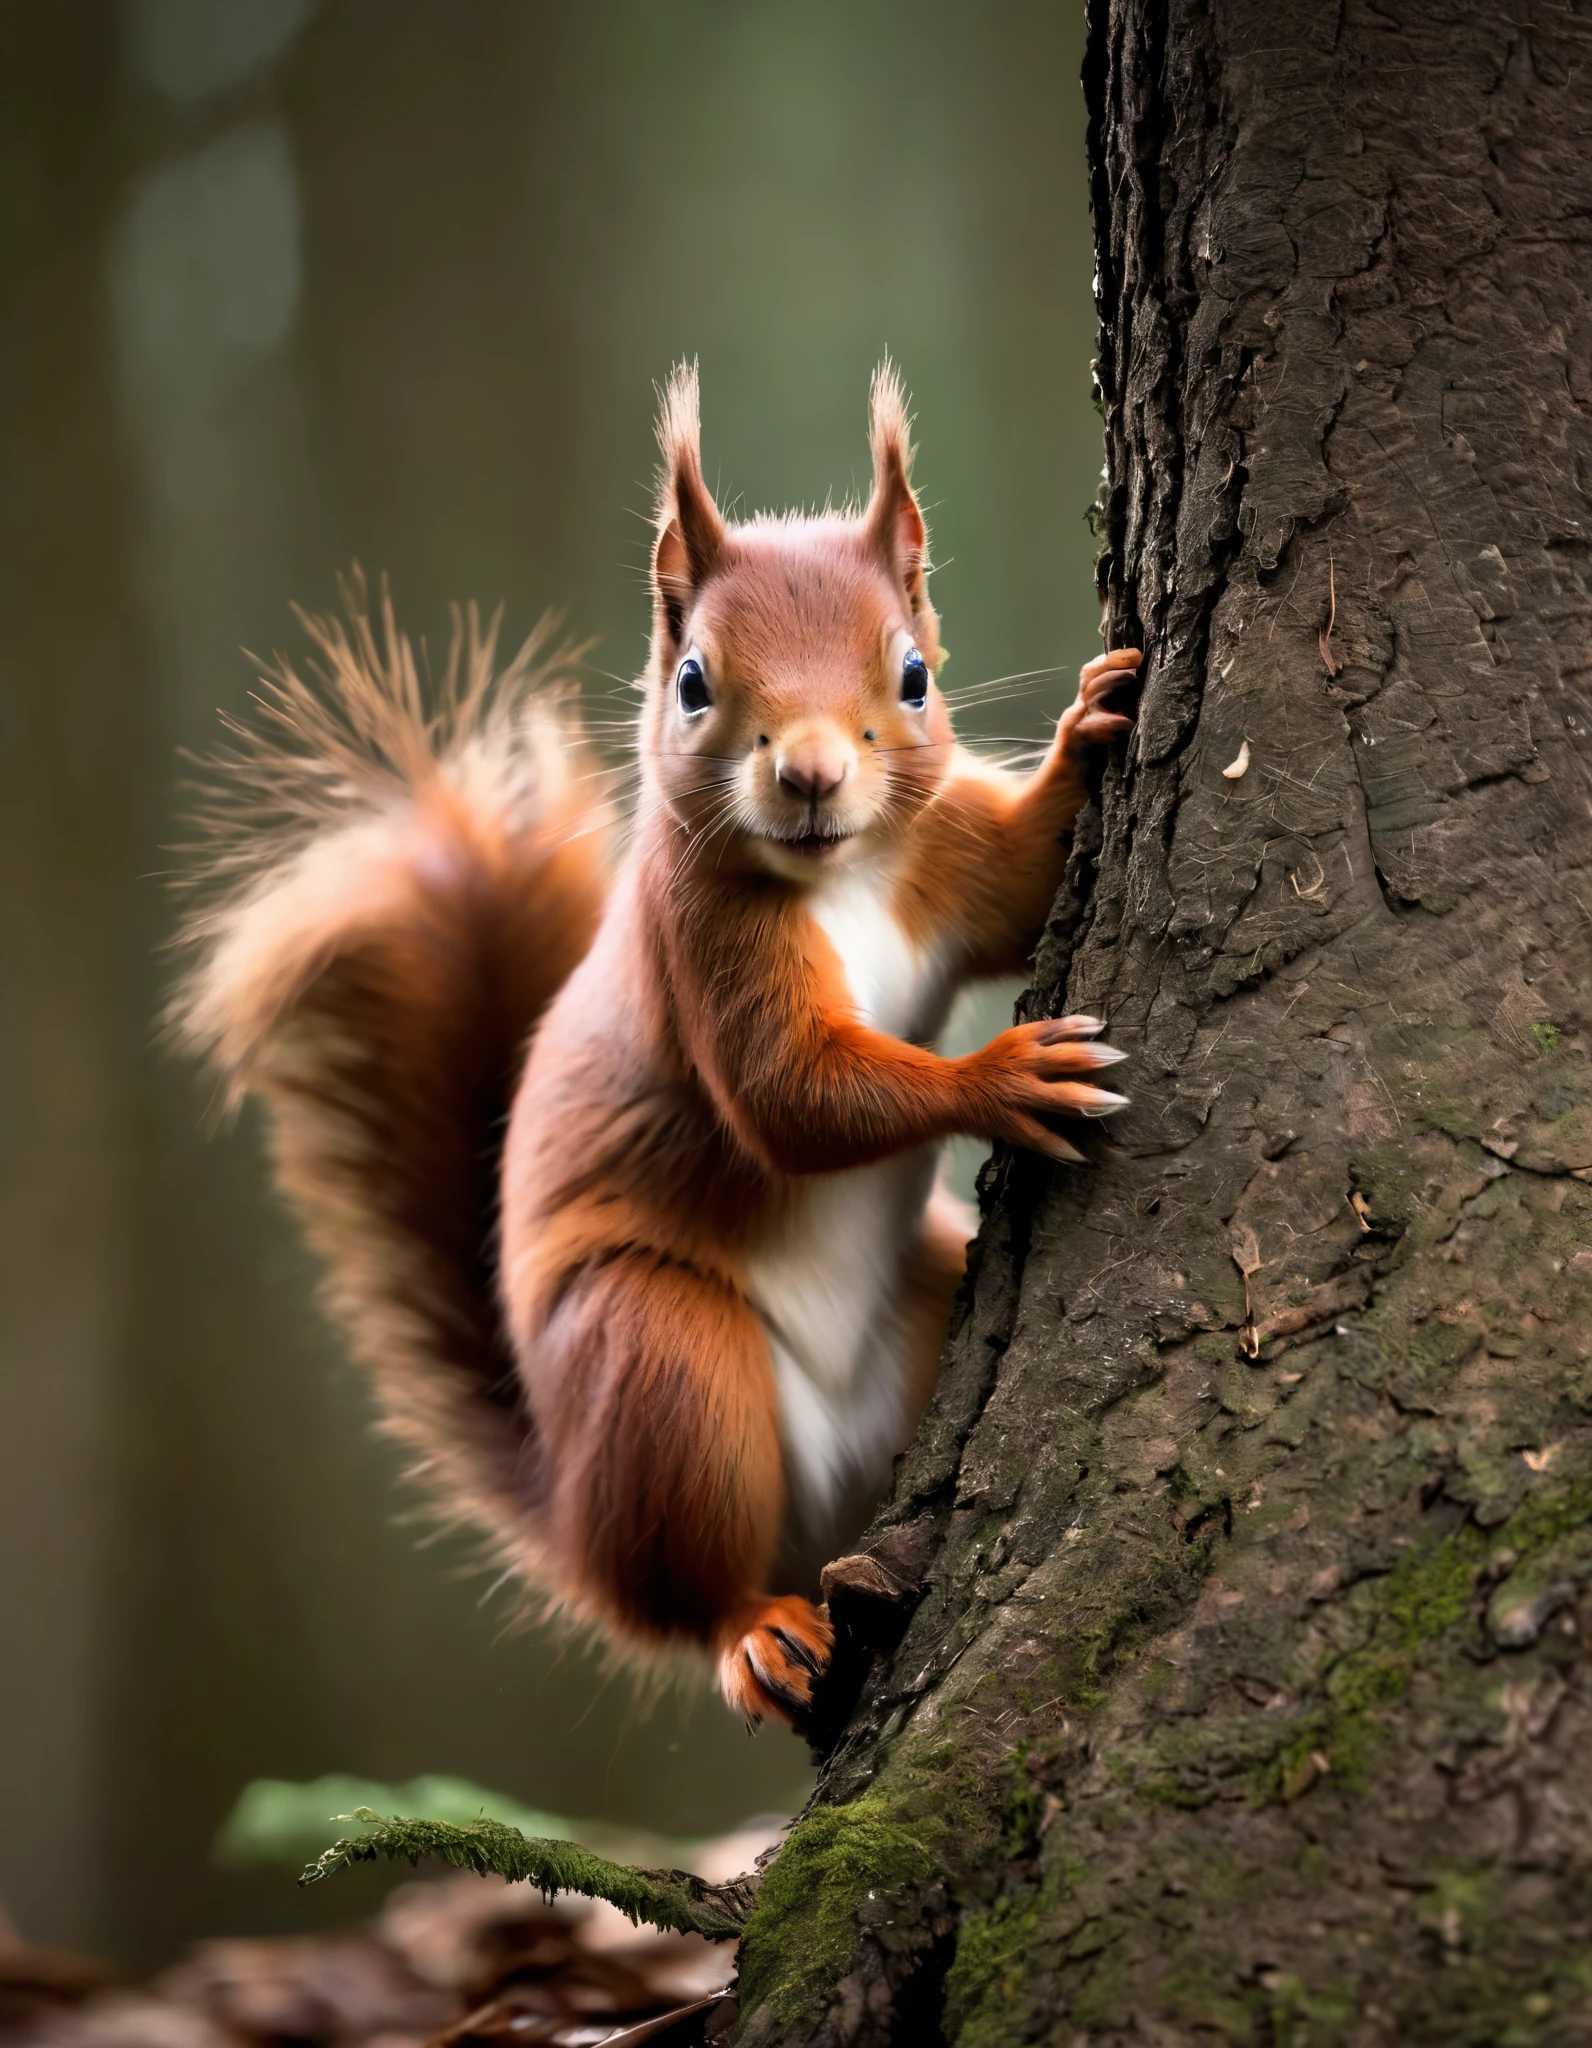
[742, 865, 953, 1551]
[808, 864, 950, 1041]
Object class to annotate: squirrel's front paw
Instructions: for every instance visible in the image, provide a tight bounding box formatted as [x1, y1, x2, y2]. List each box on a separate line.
[1059, 646, 1141, 748]
[980, 1016, 1129, 1163]
[717, 1596, 833, 1730]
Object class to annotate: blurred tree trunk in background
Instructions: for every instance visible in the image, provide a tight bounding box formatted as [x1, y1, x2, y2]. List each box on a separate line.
[0, 0, 140, 1953]
[737, 3, 1592, 2042]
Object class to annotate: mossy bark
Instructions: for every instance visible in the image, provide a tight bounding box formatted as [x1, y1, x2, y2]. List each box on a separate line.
[734, 2, 1592, 2042]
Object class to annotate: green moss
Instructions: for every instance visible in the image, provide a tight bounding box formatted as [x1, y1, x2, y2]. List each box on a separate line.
[1417, 1865, 1494, 1942]
[298, 1812, 749, 1939]
[1158, 1962, 1260, 2040]
[1370, 1864, 1592, 2044]
[943, 1891, 1044, 2045]
[1263, 1519, 1486, 1797]
[934, 1757, 1099, 2043]
[1372, 1522, 1484, 1647]
[926, 1753, 1098, 2039]
[1299, 1841, 1333, 1886]
[1503, 1473, 1592, 1555]
[1263, 1971, 1356, 2043]
[1219, 1358, 1279, 1426]
[1002, 1656, 1070, 1717]
[1123, 1712, 1294, 1810]
[736, 1795, 942, 2028]
[742, 1472, 1592, 2033]
[1406, 1318, 1487, 1378]
[998, 1770, 1043, 1855]
[910, 1740, 1012, 1849]
[1350, 1141, 1426, 1226]
[1531, 1022, 1561, 1053]
[1414, 1080, 1488, 1143]
[1065, 1931, 1131, 2028]
[1262, 1476, 1592, 1801]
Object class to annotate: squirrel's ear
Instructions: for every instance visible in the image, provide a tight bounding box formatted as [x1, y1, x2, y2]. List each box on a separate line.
[651, 361, 725, 655]
[863, 359, 927, 613]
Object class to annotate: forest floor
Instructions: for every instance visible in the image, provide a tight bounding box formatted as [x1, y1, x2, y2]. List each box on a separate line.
[0, 1822, 777, 2048]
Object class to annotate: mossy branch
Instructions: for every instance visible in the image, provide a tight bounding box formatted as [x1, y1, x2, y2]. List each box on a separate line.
[299, 1810, 756, 1941]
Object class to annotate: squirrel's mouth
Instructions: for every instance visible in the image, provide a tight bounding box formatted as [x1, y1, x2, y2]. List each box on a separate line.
[766, 828, 854, 859]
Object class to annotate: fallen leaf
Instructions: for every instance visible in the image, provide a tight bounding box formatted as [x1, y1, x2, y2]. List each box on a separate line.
[1230, 1222, 1265, 1352]
[1230, 1223, 1263, 1275]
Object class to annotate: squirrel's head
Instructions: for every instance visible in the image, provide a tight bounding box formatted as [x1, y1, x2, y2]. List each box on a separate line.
[640, 361, 952, 885]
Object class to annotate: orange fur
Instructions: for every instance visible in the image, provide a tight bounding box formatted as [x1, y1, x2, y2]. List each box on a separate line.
[174, 579, 609, 1584]
[179, 379, 1139, 1728]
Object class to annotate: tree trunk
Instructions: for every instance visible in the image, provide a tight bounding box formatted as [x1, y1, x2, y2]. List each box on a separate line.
[734, 2, 1592, 2041]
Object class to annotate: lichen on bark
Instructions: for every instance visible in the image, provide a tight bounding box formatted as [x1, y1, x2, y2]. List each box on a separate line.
[734, 1, 1592, 2042]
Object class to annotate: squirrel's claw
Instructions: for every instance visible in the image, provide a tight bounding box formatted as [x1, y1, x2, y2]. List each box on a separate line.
[717, 1596, 833, 1730]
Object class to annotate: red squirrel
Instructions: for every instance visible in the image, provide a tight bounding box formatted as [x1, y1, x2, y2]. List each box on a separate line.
[178, 364, 1140, 1728]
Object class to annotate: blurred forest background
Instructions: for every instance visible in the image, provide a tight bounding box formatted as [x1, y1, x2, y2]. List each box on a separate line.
[0, 0, 1101, 1971]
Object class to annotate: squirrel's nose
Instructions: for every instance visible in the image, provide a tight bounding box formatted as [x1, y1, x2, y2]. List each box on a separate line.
[775, 735, 852, 802]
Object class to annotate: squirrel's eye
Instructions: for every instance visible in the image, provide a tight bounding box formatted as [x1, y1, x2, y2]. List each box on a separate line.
[676, 654, 711, 716]
[900, 647, 929, 709]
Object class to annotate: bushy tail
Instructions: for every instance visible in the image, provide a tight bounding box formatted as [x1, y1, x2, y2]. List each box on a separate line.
[173, 576, 610, 1579]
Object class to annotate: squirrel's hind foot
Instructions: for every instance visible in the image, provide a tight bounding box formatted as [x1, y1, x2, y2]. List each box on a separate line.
[717, 1595, 833, 1730]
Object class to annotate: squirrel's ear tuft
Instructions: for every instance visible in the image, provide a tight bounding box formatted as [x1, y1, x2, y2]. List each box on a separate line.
[864, 359, 927, 613]
[652, 361, 725, 655]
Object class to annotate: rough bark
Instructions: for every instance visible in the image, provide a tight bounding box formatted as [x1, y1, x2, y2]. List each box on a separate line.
[734, 3, 1592, 2042]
